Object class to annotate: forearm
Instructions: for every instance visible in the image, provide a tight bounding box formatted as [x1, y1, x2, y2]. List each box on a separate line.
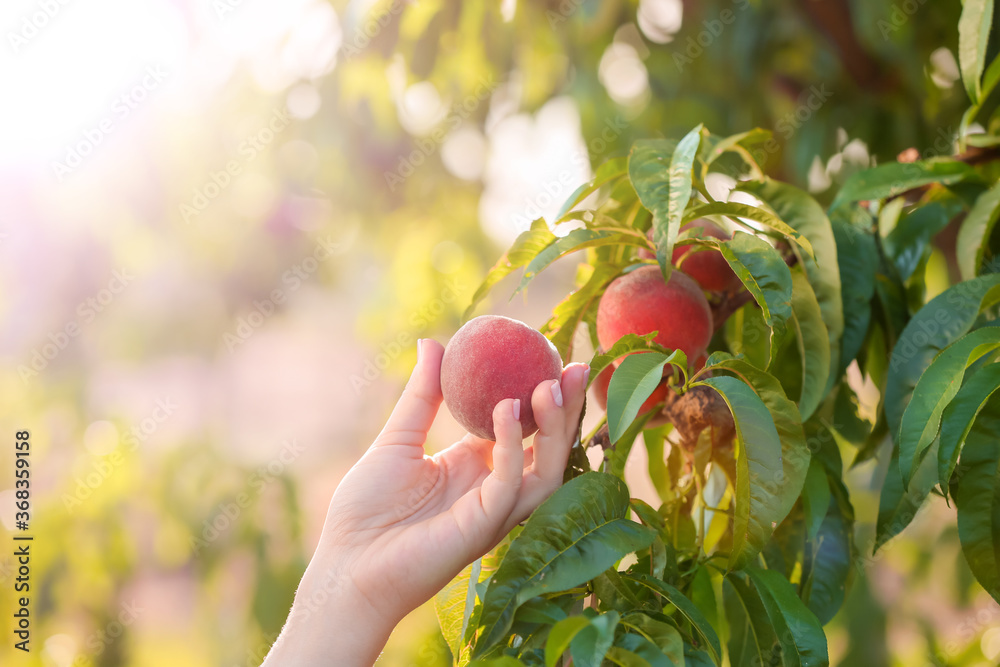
[262, 564, 396, 667]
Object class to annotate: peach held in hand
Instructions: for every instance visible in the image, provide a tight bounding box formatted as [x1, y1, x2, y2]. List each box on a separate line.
[596, 265, 713, 361]
[440, 315, 563, 441]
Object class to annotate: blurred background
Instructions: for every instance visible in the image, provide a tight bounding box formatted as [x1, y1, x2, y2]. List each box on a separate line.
[0, 0, 998, 665]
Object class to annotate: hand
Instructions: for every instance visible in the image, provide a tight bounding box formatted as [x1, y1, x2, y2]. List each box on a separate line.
[263, 338, 589, 666]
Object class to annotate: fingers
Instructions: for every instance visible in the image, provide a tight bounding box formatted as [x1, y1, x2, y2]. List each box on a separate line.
[478, 399, 524, 521]
[506, 363, 590, 528]
[374, 339, 445, 449]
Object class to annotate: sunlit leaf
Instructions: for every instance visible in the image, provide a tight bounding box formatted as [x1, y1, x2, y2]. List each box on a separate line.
[472, 473, 656, 657]
[691, 376, 784, 571]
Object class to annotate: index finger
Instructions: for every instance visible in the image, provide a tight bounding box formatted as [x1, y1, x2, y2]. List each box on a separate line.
[374, 338, 445, 448]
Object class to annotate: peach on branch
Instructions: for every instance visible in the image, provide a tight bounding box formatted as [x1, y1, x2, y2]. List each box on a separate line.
[596, 266, 713, 360]
[440, 315, 563, 441]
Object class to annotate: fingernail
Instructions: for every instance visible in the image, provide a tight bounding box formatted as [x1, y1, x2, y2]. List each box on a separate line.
[582, 366, 591, 386]
[551, 380, 563, 407]
[416, 339, 424, 364]
[512, 399, 520, 421]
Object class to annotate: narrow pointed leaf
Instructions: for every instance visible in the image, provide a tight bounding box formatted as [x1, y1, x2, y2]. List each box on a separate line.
[898, 328, 1000, 485]
[952, 393, 1000, 603]
[957, 180, 1000, 281]
[958, 0, 994, 103]
[746, 568, 829, 667]
[692, 376, 784, 571]
[939, 363, 1000, 493]
[884, 275, 1000, 442]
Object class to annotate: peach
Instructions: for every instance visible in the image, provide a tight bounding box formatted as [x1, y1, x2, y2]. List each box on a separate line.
[596, 266, 713, 360]
[591, 364, 669, 414]
[671, 220, 741, 292]
[440, 315, 563, 441]
[638, 220, 740, 293]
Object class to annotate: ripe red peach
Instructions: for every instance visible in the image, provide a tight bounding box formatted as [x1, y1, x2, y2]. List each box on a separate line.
[637, 220, 741, 293]
[671, 220, 741, 293]
[596, 266, 713, 360]
[440, 315, 563, 441]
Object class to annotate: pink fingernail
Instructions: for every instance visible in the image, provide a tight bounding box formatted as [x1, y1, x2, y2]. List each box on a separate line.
[416, 339, 424, 364]
[582, 366, 591, 386]
[551, 380, 563, 407]
[512, 399, 521, 421]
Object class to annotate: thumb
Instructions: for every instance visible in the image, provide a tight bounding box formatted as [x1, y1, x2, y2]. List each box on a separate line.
[374, 339, 445, 448]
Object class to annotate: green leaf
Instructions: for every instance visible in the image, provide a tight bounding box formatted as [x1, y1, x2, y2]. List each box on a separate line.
[831, 210, 877, 372]
[468, 658, 527, 667]
[897, 328, 1000, 485]
[738, 180, 843, 392]
[691, 376, 784, 571]
[607, 635, 675, 667]
[556, 157, 629, 221]
[875, 437, 940, 552]
[622, 613, 685, 665]
[589, 333, 673, 385]
[939, 363, 1000, 493]
[701, 128, 772, 178]
[958, 0, 994, 103]
[545, 616, 591, 667]
[830, 160, 976, 209]
[630, 575, 722, 664]
[629, 127, 703, 282]
[436, 559, 480, 662]
[802, 490, 853, 625]
[885, 198, 964, 281]
[516, 229, 648, 296]
[952, 392, 1000, 604]
[643, 425, 674, 504]
[717, 231, 794, 349]
[606, 411, 657, 479]
[745, 568, 829, 667]
[707, 355, 811, 529]
[684, 200, 815, 259]
[801, 459, 830, 543]
[571, 611, 620, 667]
[788, 269, 831, 420]
[957, 181, 1000, 281]
[465, 218, 556, 319]
[472, 473, 656, 656]
[542, 263, 623, 360]
[607, 351, 687, 443]
[884, 274, 1000, 442]
[724, 575, 779, 667]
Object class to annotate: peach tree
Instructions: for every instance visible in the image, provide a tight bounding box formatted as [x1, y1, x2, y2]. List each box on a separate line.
[435, 17, 1000, 667]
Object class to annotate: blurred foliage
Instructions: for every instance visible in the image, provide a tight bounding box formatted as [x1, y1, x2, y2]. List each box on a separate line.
[2, 0, 1000, 665]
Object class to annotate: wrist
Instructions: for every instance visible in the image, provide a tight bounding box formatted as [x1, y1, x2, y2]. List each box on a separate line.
[263, 561, 397, 666]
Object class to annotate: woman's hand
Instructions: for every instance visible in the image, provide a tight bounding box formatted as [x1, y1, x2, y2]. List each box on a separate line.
[264, 338, 589, 666]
